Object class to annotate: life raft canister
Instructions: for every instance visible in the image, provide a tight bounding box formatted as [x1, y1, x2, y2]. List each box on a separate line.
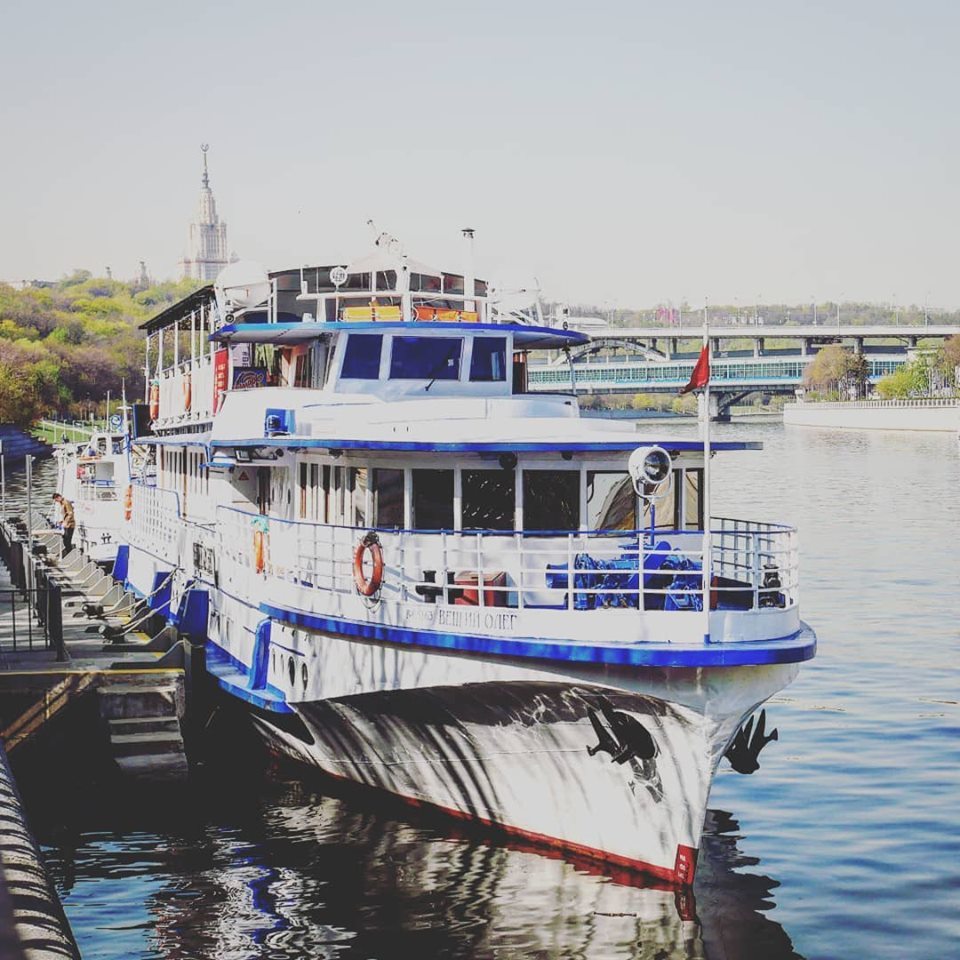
[148, 380, 160, 421]
[353, 531, 384, 597]
[123, 484, 133, 521]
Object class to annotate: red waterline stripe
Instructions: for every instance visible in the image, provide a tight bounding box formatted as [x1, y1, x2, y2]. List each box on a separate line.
[296, 756, 699, 887]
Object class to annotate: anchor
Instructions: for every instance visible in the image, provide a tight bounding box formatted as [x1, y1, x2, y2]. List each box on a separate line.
[724, 709, 778, 774]
[587, 701, 657, 765]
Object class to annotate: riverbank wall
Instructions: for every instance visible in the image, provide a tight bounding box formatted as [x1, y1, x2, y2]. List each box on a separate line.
[783, 399, 959, 433]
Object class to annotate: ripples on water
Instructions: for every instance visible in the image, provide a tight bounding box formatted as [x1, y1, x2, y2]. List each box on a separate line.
[11, 422, 960, 958]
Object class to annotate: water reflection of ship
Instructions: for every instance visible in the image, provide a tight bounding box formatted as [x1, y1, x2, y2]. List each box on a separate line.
[126, 784, 802, 960]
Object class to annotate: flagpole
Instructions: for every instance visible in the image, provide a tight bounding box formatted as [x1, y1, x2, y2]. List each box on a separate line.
[702, 300, 712, 643]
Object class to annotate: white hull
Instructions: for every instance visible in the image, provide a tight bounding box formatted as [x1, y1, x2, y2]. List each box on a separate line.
[257, 680, 710, 882]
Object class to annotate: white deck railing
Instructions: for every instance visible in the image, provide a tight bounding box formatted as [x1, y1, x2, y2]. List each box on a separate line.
[131, 484, 183, 564]
[216, 507, 798, 615]
[157, 354, 216, 427]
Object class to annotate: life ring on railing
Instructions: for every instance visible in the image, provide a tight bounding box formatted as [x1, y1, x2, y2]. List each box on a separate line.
[353, 532, 384, 597]
[253, 528, 266, 574]
[148, 380, 160, 421]
[182, 373, 192, 412]
[123, 484, 133, 521]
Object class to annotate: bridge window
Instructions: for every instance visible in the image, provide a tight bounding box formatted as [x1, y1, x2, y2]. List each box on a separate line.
[462, 469, 515, 530]
[391, 337, 462, 380]
[469, 338, 507, 382]
[586, 472, 635, 530]
[413, 469, 454, 530]
[372, 468, 404, 528]
[523, 470, 578, 532]
[341, 334, 383, 379]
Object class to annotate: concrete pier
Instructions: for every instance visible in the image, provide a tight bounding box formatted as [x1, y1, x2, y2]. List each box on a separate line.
[1, 518, 191, 784]
[0, 743, 80, 959]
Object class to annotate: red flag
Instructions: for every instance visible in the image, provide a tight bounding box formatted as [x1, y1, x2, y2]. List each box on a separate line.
[679, 344, 710, 394]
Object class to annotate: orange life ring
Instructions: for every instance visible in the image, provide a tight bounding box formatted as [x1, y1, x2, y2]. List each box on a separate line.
[148, 381, 160, 421]
[253, 529, 266, 574]
[182, 374, 192, 412]
[123, 484, 133, 521]
[353, 532, 383, 597]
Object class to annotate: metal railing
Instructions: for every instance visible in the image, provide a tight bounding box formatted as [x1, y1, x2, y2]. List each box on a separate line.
[216, 506, 798, 615]
[0, 521, 65, 658]
[788, 397, 959, 410]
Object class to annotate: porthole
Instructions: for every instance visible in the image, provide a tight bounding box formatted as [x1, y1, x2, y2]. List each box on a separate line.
[288, 657, 296, 686]
[301, 662, 308, 689]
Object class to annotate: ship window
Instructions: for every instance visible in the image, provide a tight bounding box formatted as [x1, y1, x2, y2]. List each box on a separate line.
[469, 338, 507, 382]
[640, 469, 680, 530]
[390, 337, 462, 381]
[443, 274, 465, 295]
[512, 352, 528, 394]
[372, 469, 404, 528]
[409, 273, 442, 293]
[351, 467, 368, 527]
[523, 471, 579, 532]
[412, 469, 454, 530]
[586, 472, 636, 531]
[341, 334, 383, 379]
[684, 469, 703, 530]
[462, 470, 515, 531]
[374, 270, 397, 291]
[332, 466, 343, 522]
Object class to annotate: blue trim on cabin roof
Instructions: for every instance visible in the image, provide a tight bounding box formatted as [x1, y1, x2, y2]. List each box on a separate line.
[212, 437, 762, 453]
[259, 603, 817, 668]
[210, 321, 589, 349]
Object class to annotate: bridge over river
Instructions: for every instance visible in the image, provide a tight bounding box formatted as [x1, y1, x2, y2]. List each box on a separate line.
[528, 323, 960, 418]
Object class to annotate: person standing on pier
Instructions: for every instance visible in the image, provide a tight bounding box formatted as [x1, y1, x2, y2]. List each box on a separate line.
[52, 493, 75, 555]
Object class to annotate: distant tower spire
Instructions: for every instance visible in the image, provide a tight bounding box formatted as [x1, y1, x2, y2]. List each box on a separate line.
[180, 144, 231, 281]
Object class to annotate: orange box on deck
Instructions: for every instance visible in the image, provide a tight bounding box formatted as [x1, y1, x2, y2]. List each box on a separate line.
[453, 571, 507, 607]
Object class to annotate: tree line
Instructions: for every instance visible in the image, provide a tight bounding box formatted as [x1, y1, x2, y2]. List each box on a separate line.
[0, 271, 200, 426]
[803, 337, 960, 400]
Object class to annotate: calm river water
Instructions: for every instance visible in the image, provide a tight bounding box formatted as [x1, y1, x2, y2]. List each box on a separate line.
[9, 421, 960, 959]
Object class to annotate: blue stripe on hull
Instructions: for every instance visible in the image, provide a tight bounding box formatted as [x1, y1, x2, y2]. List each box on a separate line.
[259, 603, 816, 668]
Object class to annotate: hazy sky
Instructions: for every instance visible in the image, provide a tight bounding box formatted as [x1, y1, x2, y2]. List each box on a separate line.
[2, 0, 958, 308]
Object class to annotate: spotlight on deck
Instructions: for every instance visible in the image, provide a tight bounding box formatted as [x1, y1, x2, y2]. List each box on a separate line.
[628, 446, 672, 498]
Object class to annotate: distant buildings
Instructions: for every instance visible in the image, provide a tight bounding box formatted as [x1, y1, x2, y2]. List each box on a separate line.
[180, 144, 233, 281]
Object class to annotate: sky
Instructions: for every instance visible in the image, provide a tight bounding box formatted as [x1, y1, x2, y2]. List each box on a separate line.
[2, 0, 958, 309]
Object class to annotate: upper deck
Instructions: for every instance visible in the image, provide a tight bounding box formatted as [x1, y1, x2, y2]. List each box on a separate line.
[140, 244, 588, 432]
